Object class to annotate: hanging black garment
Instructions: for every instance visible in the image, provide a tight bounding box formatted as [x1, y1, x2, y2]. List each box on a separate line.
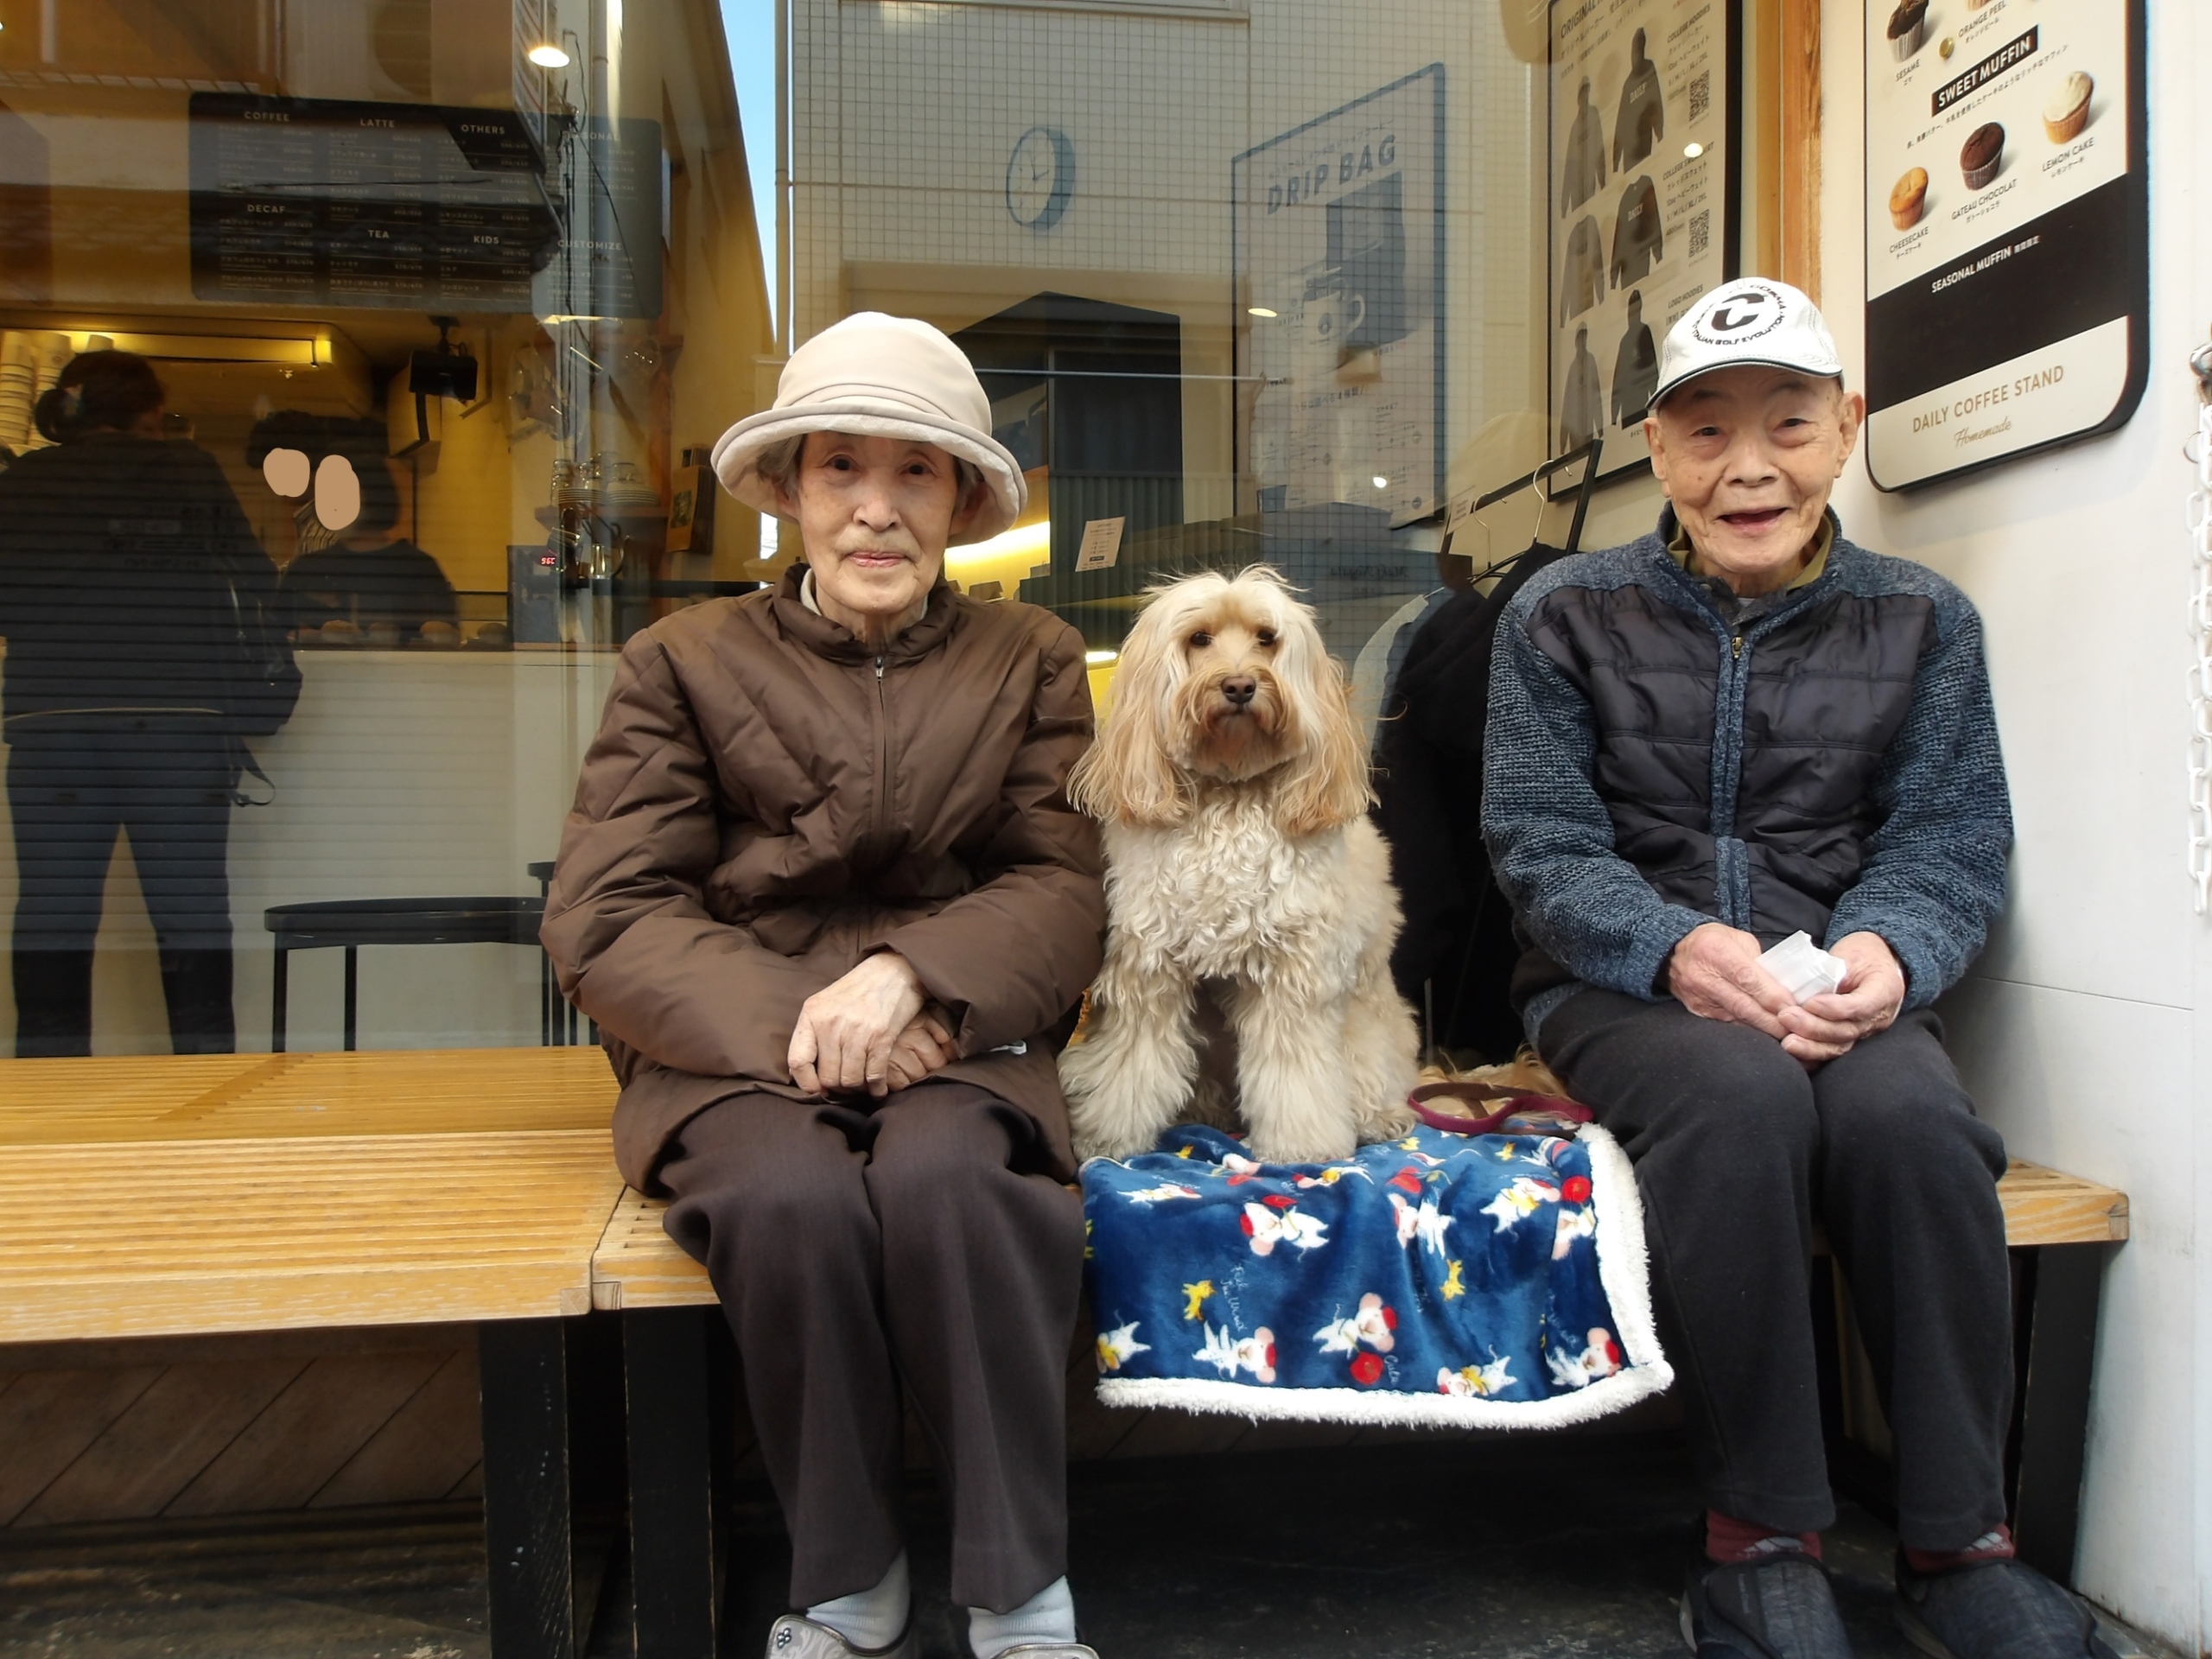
[1373, 543, 1571, 1063]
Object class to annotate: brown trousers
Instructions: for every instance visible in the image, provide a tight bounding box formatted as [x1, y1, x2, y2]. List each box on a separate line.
[659, 1081, 1086, 1612]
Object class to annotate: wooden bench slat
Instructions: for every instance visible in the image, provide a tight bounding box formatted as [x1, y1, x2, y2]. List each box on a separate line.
[1999, 1159, 2128, 1244]
[0, 1048, 619, 1146]
[0, 1131, 623, 1342]
[586, 1156, 2132, 1313]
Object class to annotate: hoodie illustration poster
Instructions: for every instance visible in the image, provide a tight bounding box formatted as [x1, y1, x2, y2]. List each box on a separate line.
[1549, 0, 1735, 479]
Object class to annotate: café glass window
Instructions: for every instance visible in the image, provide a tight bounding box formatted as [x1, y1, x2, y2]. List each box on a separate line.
[0, 0, 1764, 1057]
[0, 0, 771, 1057]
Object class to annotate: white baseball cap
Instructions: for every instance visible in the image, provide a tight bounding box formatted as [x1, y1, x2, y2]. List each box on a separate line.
[1650, 278, 1844, 409]
[710, 311, 1027, 544]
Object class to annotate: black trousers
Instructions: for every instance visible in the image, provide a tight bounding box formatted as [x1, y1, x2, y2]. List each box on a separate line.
[7, 725, 236, 1057]
[658, 1080, 1086, 1612]
[1539, 990, 2013, 1549]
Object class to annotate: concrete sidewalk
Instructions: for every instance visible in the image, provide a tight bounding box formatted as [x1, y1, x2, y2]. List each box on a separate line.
[0, 1435, 2177, 1659]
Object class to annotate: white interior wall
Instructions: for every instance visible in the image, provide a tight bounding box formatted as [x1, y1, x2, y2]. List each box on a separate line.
[1817, 2, 2208, 1648]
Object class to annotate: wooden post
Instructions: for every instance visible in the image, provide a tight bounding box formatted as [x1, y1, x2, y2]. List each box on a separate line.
[1780, 0, 1823, 300]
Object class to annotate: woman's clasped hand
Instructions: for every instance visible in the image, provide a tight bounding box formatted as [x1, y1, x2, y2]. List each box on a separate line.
[786, 950, 959, 1097]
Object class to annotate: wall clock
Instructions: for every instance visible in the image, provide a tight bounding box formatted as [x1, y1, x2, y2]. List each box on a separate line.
[1006, 126, 1075, 231]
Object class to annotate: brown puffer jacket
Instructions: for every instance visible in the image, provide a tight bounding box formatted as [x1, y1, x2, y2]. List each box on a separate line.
[543, 566, 1105, 1191]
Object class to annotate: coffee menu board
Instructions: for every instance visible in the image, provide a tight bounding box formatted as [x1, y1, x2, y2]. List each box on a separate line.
[189, 95, 560, 310]
[1549, 0, 1740, 486]
[1863, 0, 2146, 490]
[1235, 66, 1446, 528]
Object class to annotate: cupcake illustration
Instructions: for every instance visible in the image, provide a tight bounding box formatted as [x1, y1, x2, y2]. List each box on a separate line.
[1890, 167, 1929, 231]
[2044, 71, 2093, 143]
[1888, 0, 1929, 60]
[1961, 122, 2005, 190]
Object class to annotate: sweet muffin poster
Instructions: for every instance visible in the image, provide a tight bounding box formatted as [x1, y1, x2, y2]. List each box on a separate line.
[1863, 0, 2145, 489]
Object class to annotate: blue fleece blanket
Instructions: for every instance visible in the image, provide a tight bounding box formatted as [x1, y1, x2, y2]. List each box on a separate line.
[1081, 1124, 1671, 1427]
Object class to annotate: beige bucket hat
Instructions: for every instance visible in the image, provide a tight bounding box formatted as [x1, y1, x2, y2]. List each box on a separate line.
[709, 312, 1027, 544]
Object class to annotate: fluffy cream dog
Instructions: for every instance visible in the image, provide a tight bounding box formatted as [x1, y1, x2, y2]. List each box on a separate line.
[1059, 566, 1418, 1165]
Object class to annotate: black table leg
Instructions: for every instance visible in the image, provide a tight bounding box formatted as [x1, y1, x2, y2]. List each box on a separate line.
[624, 1306, 728, 1659]
[342, 945, 359, 1052]
[2010, 1244, 2107, 1585]
[271, 945, 289, 1054]
[480, 1318, 578, 1659]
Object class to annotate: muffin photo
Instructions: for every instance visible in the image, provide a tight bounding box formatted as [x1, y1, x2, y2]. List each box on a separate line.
[1961, 122, 2005, 189]
[2044, 71, 2094, 143]
[1888, 0, 1929, 60]
[1890, 167, 1929, 230]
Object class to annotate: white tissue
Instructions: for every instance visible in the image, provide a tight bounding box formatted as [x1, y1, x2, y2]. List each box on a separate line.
[1760, 931, 1848, 1004]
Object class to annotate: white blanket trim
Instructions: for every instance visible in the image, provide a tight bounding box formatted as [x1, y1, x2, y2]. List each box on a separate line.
[1094, 1123, 1674, 1430]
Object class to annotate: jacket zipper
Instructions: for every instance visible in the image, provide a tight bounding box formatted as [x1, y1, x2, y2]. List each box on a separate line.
[872, 655, 891, 849]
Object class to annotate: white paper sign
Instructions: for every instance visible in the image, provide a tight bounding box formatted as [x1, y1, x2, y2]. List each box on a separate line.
[1074, 517, 1126, 572]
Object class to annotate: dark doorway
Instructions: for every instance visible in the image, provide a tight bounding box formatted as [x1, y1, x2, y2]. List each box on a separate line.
[953, 293, 1183, 589]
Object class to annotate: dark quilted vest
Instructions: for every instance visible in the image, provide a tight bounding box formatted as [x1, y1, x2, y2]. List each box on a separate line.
[1517, 562, 1936, 988]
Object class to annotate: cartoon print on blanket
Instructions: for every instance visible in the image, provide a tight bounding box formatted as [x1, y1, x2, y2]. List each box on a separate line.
[1081, 1123, 1672, 1428]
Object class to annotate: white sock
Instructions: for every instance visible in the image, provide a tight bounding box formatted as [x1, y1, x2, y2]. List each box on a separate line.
[807, 1551, 910, 1653]
[968, 1576, 1077, 1657]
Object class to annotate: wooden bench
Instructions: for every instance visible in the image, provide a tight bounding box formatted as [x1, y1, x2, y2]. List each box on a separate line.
[4, 1050, 2130, 1659]
[0, 1048, 624, 1659]
[593, 1159, 2129, 1656]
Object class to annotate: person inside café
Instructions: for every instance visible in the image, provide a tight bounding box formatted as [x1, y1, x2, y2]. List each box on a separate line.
[1483, 280, 2116, 1659]
[0, 348, 278, 1058]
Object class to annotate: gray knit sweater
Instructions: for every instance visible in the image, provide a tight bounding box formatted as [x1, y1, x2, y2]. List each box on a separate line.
[1481, 512, 2012, 1038]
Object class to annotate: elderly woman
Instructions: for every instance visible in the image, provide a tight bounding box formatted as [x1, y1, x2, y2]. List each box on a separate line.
[543, 314, 1105, 1659]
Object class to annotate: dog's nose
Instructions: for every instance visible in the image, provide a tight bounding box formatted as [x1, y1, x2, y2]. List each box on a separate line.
[1221, 676, 1256, 706]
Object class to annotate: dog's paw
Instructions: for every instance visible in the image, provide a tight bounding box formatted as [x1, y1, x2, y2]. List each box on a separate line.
[1071, 1127, 1163, 1165]
[1357, 1099, 1419, 1144]
[1245, 1129, 1357, 1167]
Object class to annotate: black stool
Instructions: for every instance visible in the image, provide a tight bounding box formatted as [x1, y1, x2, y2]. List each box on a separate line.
[264, 896, 548, 1052]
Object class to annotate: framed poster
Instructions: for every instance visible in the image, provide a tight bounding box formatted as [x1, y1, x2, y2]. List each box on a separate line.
[1549, 0, 1741, 486]
[1862, 0, 2146, 490]
[1234, 66, 1446, 528]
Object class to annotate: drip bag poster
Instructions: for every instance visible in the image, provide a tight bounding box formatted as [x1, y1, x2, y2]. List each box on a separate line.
[1235, 66, 1445, 527]
[1550, 0, 1738, 483]
[1863, 0, 2145, 490]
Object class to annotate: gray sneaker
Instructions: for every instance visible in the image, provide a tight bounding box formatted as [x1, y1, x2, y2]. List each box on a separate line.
[766, 1612, 919, 1659]
[983, 1648, 1099, 1658]
[1894, 1555, 2120, 1659]
[1681, 1551, 1855, 1657]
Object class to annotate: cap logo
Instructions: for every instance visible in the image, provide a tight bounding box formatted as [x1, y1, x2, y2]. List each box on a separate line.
[1693, 284, 1785, 346]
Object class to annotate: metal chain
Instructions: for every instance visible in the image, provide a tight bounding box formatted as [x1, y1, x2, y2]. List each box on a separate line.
[2185, 338, 2212, 912]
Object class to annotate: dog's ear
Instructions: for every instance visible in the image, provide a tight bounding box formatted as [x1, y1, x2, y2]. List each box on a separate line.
[1068, 599, 1189, 827]
[1274, 624, 1374, 838]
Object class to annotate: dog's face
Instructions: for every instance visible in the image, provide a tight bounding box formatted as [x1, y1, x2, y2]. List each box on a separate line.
[1172, 591, 1294, 783]
[1068, 565, 1373, 834]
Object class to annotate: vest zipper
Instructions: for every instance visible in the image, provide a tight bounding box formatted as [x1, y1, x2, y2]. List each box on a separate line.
[1732, 635, 1742, 659]
[873, 655, 891, 848]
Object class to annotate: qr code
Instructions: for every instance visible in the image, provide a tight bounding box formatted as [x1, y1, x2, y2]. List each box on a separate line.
[1689, 210, 1711, 259]
[1688, 70, 1711, 124]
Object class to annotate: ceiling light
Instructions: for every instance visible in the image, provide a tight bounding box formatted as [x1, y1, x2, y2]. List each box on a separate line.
[1248, 307, 1278, 319]
[527, 43, 570, 67]
[1084, 649, 1119, 666]
[1372, 475, 1389, 489]
[1683, 142, 1705, 158]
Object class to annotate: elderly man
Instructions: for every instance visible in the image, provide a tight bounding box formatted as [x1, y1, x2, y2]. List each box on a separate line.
[1484, 282, 2114, 1659]
[544, 313, 1104, 1659]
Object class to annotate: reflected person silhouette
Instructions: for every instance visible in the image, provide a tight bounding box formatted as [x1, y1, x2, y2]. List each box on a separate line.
[0, 351, 286, 1056]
